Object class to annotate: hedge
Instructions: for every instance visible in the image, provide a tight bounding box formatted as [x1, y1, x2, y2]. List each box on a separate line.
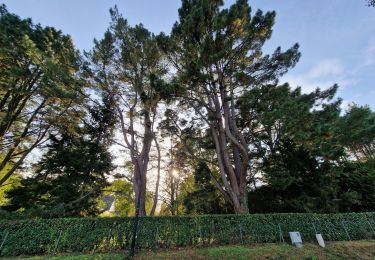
[1, 212, 375, 257]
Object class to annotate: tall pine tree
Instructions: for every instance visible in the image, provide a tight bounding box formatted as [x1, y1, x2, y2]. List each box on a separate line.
[158, 0, 300, 213]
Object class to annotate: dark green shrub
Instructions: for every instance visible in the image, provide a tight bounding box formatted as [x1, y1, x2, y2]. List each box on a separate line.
[0, 213, 375, 257]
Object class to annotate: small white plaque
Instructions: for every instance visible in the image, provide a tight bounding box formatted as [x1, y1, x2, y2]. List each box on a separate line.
[289, 231, 303, 248]
[316, 234, 325, 248]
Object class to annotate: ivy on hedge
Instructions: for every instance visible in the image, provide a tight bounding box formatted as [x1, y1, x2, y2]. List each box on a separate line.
[0, 212, 375, 257]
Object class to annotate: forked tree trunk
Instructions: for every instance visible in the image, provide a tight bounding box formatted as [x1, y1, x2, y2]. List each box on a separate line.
[118, 102, 154, 217]
[135, 114, 153, 216]
[204, 79, 250, 214]
[211, 124, 249, 214]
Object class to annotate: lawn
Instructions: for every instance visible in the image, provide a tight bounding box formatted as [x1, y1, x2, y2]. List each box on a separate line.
[10, 240, 375, 260]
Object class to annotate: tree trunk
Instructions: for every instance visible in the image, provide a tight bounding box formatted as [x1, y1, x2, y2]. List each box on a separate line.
[132, 110, 153, 217]
[134, 170, 147, 216]
[118, 101, 154, 217]
[150, 137, 161, 216]
[205, 82, 250, 214]
[132, 153, 149, 216]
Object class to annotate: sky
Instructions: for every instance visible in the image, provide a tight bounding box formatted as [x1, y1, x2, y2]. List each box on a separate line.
[2, 0, 375, 110]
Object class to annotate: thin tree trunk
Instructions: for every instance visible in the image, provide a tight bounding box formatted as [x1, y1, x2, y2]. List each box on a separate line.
[150, 137, 161, 216]
[137, 110, 153, 216]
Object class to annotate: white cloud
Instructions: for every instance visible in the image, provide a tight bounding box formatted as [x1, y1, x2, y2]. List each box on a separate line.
[307, 59, 344, 79]
[281, 58, 355, 93]
[282, 74, 325, 93]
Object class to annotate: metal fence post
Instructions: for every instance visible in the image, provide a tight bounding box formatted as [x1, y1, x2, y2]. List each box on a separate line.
[106, 229, 112, 250]
[239, 224, 244, 244]
[341, 221, 351, 240]
[198, 224, 202, 245]
[278, 224, 284, 243]
[129, 192, 141, 258]
[210, 220, 214, 245]
[312, 223, 317, 234]
[155, 226, 159, 249]
[53, 230, 63, 255]
[0, 231, 9, 252]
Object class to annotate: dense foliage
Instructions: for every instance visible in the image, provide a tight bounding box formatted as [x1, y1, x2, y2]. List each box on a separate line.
[158, 0, 300, 214]
[1, 97, 116, 217]
[1, 212, 375, 256]
[240, 84, 375, 213]
[183, 162, 232, 214]
[0, 0, 374, 217]
[87, 7, 180, 216]
[0, 4, 83, 187]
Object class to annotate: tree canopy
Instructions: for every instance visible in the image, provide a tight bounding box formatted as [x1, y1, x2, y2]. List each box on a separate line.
[0, 5, 83, 187]
[1, 1, 374, 217]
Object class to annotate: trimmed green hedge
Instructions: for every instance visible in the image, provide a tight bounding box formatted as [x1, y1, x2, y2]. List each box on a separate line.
[1, 212, 375, 256]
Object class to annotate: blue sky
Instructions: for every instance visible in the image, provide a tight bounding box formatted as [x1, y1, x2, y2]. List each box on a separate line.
[2, 0, 375, 109]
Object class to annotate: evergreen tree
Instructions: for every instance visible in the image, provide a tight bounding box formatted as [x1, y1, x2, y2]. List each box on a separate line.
[0, 5, 83, 186]
[338, 105, 375, 160]
[183, 162, 232, 214]
[242, 84, 375, 213]
[158, 0, 300, 213]
[87, 7, 179, 216]
[337, 159, 375, 212]
[240, 84, 342, 213]
[2, 95, 115, 217]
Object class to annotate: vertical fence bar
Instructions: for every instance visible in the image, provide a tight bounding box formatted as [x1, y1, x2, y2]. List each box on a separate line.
[278, 224, 284, 243]
[53, 230, 63, 255]
[106, 229, 112, 250]
[129, 192, 141, 258]
[341, 221, 351, 241]
[199, 223, 204, 246]
[210, 220, 214, 246]
[312, 223, 317, 234]
[239, 224, 244, 244]
[155, 226, 159, 249]
[0, 231, 9, 252]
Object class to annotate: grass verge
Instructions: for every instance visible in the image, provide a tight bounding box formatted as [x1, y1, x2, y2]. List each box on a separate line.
[9, 240, 375, 260]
